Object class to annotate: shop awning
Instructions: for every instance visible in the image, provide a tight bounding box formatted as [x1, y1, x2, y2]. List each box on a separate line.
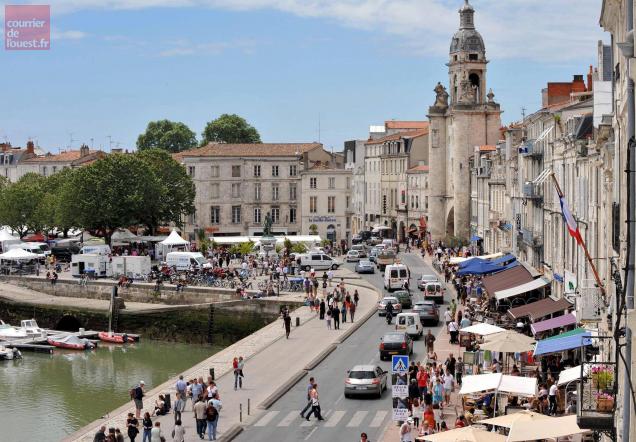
[448, 252, 503, 265]
[457, 253, 516, 269]
[459, 373, 537, 396]
[545, 327, 587, 340]
[470, 235, 482, 241]
[494, 277, 550, 301]
[460, 322, 505, 336]
[490, 253, 517, 265]
[533, 330, 592, 356]
[482, 265, 534, 297]
[456, 260, 518, 276]
[557, 364, 589, 386]
[531, 313, 577, 335]
[508, 297, 573, 321]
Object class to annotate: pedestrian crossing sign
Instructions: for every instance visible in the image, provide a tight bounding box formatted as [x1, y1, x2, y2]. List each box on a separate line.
[391, 355, 408, 374]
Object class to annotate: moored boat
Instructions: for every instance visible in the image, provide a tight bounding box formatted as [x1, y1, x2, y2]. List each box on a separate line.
[47, 334, 96, 350]
[98, 331, 135, 344]
[0, 320, 28, 339]
[0, 346, 22, 360]
[19, 319, 44, 337]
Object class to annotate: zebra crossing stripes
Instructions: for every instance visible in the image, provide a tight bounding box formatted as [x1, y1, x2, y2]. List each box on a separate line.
[276, 410, 299, 427]
[345, 410, 368, 427]
[254, 410, 280, 427]
[323, 410, 346, 427]
[255, 409, 388, 429]
[369, 410, 388, 427]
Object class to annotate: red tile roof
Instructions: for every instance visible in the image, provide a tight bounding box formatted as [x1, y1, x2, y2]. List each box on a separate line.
[21, 149, 99, 163]
[365, 128, 429, 145]
[385, 120, 429, 130]
[478, 145, 497, 152]
[174, 143, 322, 161]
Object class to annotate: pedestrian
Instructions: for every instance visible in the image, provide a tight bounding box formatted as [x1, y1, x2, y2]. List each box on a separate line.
[332, 304, 340, 330]
[327, 269, 334, 286]
[399, 418, 414, 442]
[149, 422, 163, 442]
[175, 374, 187, 402]
[360, 433, 369, 442]
[237, 356, 245, 389]
[300, 377, 315, 419]
[448, 320, 459, 344]
[326, 308, 332, 330]
[206, 393, 221, 441]
[126, 413, 139, 442]
[173, 392, 185, 423]
[283, 312, 292, 339]
[353, 289, 359, 306]
[141, 413, 152, 442]
[115, 428, 125, 442]
[194, 397, 207, 439]
[305, 384, 324, 421]
[341, 301, 347, 323]
[232, 357, 239, 390]
[548, 383, 558, 415]
[425, 330, 436, 353]
[444, 309, 452, 327]
[349, 301, 356, 322]
[132, 381, 145, 419]
[190, 378, 203, 408]
[172, 419, 185, 442]
[93, 426, 106, 442]
[432, 378, 443, 408]
[443, 369, 455, 406]
[319, 299, 326, 319]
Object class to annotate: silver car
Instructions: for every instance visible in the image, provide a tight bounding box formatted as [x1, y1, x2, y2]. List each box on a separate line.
[355, 260, 375, 274]
[417, 274, 439, 290]
[344, 365, 388, 398]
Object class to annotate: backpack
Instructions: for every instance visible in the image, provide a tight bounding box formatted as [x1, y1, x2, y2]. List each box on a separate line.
[129, 388, 136, 399]
[206, 404, 218, 421]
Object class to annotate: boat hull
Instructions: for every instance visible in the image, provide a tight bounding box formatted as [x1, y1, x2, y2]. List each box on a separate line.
[98, 332, 135, 343]
[47, 338, 95, 350]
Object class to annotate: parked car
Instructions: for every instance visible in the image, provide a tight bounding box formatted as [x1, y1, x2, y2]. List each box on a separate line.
[412, 300, 440, 325]
[344, 365, 388, 398]
[368, 236, 382, 246]
[346, 250, 361, 262]
[51, 243, 81, 262]
[297, 253, 342, 270]
[423, 281, 445, 304]
[355, 260, 375, 274]
[417, 274, 439, 290]
[392, 290, 412, 309]
[379, 332, 413, 360]
[377, 296, 402, 316]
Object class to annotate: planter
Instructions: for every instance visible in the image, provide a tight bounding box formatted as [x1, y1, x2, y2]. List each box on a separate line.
[596, 397, 614, 412]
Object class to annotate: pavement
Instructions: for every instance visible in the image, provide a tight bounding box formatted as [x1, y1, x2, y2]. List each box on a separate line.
[65, 268, 382, 442]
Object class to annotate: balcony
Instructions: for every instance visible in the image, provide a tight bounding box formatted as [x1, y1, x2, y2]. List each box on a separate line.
[522, 182, 542, 200]
[476, 166, 491, 178]
[520, 227, 543, 248]
[578, 356, 616, 431]
[518, 139, 543, 158]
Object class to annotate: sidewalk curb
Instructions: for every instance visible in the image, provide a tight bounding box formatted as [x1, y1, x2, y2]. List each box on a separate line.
[335, 306, 377, 344]
[217, 424, 243, 442]
[258, 369, 308, 410]
[304, 344, 338, 370]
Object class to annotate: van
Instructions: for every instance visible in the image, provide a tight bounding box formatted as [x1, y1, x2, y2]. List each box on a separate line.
[424, 282, 445, 304]
[297, 253, 342, 271]
[80, 244, 112, 256]
[384, 264, 409, 292]
[112, 256, 151, 278]
[166, 252, 208, 271]
[350, 244, 367, 257]
[395, 313, 422, 338]
[376, 249, 396, 271]
[382, 239, 397, 249]
[8, 242, 50, 262]
[71, 254, 112, 278]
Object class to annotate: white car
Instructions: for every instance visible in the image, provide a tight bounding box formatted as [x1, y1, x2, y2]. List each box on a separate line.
[346, 250, 361, 262]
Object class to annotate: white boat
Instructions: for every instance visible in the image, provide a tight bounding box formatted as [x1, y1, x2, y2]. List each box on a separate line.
[0, 320, 28, 339]
[0, 346, 21, 360]
[19, 319, 44, 337]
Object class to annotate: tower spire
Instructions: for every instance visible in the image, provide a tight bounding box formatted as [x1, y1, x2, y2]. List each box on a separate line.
[459, 0, 475, 30]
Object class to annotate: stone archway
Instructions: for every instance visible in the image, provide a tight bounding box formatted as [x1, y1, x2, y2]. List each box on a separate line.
[446, 207, 455, 238]
[55, 314, 82, 332]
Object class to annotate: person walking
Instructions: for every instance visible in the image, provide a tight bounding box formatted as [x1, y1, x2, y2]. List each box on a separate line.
[326, 308, 332, 330]
[126, 413, 139, 442]
[300, 377, 315, 419]
[175, 375, 187, 402]
[332, 304, 341, 330]
[425, 330, 436, 353]
[455, 357, 464, 386]
[283, 312, 292, 339]
[190, 378, 203, 408]
[173, 393, 185, 423]
[349, 301, 356, 322]
[399, 418, 414, 442]
[341, 301, 347, 323]
[448, 320, 459, 344]
[172, 419, 185, 442]
[305, 384, 324, 421]
[236, 356, 245, 389]
[141, 413, 152, 442]
[93, 426, 107, 442]
[194, 397, 207, 440]
[353, 289, 359, 306]
[319, 299, 326, 319]
[150, 422, 163, 442]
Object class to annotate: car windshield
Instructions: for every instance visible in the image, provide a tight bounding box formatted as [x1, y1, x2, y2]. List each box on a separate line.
[426, 285, 441, 293]
[360, 261, 372, 266]
[382, 298, 397, 304]
[383, 333, 405, 342]
[348, 371, 376, 379]
[194, 256, 207, 266]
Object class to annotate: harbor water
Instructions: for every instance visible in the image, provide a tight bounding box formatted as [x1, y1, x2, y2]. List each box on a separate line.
[0, 340, 218, 442]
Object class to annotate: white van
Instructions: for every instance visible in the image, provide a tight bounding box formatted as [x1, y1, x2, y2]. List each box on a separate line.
[80, 244, 111, 256]
[71, 254, 112, 278]
[384, 264, 409, 292]
[166, 252, 208, 271]
[382, 239, 397, 249]
[8, 242, 50, 262]
[297, 253, 342, 271]
[112, 256, 151, 278]
[395, 313, 422, 338]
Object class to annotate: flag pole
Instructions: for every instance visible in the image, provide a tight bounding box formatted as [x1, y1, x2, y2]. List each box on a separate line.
[550, 173, 605, 297]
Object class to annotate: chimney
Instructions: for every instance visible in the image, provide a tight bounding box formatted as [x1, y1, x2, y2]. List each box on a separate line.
[572, 74, 586, 93]
[79, 143, 90, 157]
[0, 142, 10, 152]
[587, 65, 593, 92]
[26, 141, 35, 154]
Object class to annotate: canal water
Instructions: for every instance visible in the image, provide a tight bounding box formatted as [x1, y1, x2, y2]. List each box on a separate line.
[0, 340, 218, 442]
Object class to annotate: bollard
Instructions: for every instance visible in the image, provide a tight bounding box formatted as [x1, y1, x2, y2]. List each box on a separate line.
[240, 403, 243, 423]
[248, 398, 250, 415]
[209, 368, 215, 381]
[295, 317, 300, 327]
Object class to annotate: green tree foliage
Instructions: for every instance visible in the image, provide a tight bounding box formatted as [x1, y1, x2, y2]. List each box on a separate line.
[201, 114, 261, 145]
[0, 173, 46, 237]
[309, 224, 318, 235]
[196, 228, 211, 256]
[229, 241, 255, 256]
[137, 119, 197, 153]
[291, 243, 307, 254]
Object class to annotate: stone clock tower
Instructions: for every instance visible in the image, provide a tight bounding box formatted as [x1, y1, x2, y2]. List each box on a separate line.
[427, 0, 502, 241]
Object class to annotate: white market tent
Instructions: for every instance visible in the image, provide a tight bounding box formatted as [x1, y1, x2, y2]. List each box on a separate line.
[459, 373, 537, 397]
[479, 410, 550, 428]
[421, 426, 506, 442]
[557, 365, 589, 387]
[0, 248, 39, 260]
[0, 229, 20, 252]
[209, 235, 322, 246]
[494, 277, 551, 301]
[460, 322, 505, 336]
[506, 414, 589, 441]
[110, 228, 139, 245]
[160, 230, 189, 246]
[480, 330, 536, 353]
[448, 252, 504, 265]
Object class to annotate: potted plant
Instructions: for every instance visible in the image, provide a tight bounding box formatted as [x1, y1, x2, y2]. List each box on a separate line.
[595, 392, 615, 412]
[591, 365, 614, 390]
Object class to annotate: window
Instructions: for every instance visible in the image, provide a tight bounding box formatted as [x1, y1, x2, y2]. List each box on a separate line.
[211, 165, 219, 177]
[254, 183, 261, 201]
[289, 183, 297, 201]
[253, 165, 261, 177]
[232, 165, 241, 177]
[253, 207, 261, 224]
[346, 196, 350, 209]
[328, 177, 336, 189]
[272, 184, 279, 201]
[188, 166, 195, 177]
[272, 165, 279, 177]
[42, 166, 47, 176]
[346, 177, 351, 189]
[210, 206, 220, 224]
[289, 165, 297, 176]
[328, 196, 335, 213]
[231, 206, 241, 224]
[188, 211, 196, 225]
[232, 183, 240, 198]
[310, 196, 318, 213]
[289, 207, 297, 223]
[401, 190, 406, 205]
[211, 183, 220, 199]
[271, 207, 280, 223]
[346, 217, 351, 229]
[416, 196, 420, 209]
[52, 166, 57, 173]
[310, 177, 317, 189]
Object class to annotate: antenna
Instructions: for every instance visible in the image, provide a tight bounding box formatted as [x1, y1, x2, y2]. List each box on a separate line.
[521, 107, 526, 122]
[107, 135, 113, 151]
[68, 132, 76, 149]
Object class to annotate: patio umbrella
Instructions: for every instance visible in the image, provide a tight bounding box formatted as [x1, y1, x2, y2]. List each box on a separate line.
[506, 414, 589, 441]
[480, 330, 535, 353]
[478, 410, 550, 428]
[419, 426, 506, 442]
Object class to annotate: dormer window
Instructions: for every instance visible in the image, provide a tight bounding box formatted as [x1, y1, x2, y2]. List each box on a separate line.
[469, 53, 478, 61]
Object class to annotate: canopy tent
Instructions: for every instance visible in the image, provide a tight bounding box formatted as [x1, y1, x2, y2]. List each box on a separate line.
[508, 297, 573, 321]
[534, 329, 592, 356]
[211, 236, 253, 245]
[456, 260, 518, 277]
[531, 312, 577, 335]
[448, 252, 503, 265]
[482, 266, 534, 297]
[209, 235, 322, 246]
[480, 330, 535, 353]
[506, 414, 589, 441]
[459, 373, 537, 396]
[478, 410, 550, 428]
[558, 364, 589, 386]
[0, 248, 39, 260]
[160, 230, 189, 246]
[457, 253, 516, 270]
[545, 327, 588, 340]
[420, 426, 505, 442]
[470, 235, 482, 242]
[137, 235, 168, 243]
[110, 228, 139, 242]
[494, 277, 550, 301]
[0, 230, 18, 242]
[460, 322, 505, 336]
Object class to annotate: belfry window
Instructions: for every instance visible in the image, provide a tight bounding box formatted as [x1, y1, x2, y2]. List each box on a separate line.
[469, 53, 478, 61]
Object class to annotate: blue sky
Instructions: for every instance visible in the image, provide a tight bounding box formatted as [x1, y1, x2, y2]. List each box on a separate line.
[0, 0, 605, 153]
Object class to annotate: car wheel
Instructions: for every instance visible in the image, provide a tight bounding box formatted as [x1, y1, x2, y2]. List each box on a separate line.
[331, 264, 338, 270]
[304, 265, 311, 271]
[377, 389, 382, 399]
[344, 393, 350, 399]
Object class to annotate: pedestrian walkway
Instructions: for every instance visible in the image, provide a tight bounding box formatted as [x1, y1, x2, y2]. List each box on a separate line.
[253, 409, 389, 429]
[66, 272, 381, 442]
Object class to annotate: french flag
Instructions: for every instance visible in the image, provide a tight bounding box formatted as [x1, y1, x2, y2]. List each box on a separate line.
[559, 196, 582, 244]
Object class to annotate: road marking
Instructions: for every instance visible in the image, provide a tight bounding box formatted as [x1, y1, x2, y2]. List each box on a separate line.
[276, 410, 298, 427]
[334, 394, 344, 405]
[346, 410, 368, 427]
[304, 426, 318, 440]
[324, 410, 346, 427]
[254, 410, 279, 427]
[369, 410, 388, 427]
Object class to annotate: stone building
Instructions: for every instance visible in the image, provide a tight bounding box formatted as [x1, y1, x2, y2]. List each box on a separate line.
[0, 141, 37, 181]
[427, 0, 502, 241]
[406, 164, 429, 240]
[300, 162, 352, 243]
[344, 139, 367, 235]
[17, 144, 106, 180]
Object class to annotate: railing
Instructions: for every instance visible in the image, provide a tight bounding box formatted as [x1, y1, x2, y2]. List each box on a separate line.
[578, 350, 617, 431]
[522, 182, 542, 200]
[520, 227, 543, 248]
[519, 139, 543, 157]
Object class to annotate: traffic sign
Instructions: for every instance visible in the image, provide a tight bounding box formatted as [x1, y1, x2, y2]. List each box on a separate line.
[391, 355, 409, 374]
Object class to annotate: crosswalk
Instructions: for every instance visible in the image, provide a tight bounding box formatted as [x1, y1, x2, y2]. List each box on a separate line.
[253, 409, 389, 429]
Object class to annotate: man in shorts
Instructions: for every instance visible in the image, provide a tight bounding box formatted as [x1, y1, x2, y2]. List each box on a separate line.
[133, 381, 145, 418]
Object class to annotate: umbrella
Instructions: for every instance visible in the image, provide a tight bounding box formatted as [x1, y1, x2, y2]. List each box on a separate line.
[460, 322, 505, 336]
[480, 330, 535, 353]
[419, 426, 506, 442]
[506, 414, 589, 441]
[478, 410, 550, 428]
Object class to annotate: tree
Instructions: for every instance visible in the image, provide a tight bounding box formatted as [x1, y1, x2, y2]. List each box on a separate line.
[309, 224, 318, 235]
[40, 168, 80, 237]
[201, 114, 261, 145]
[137, 148, 195, 234]
[196, 228, 211, 256]
[137, 119, 197, 153]
[0, 173, 46, 237]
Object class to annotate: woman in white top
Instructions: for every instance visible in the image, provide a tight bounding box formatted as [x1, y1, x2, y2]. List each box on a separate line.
[172, 419, 185, 442]
[150, 422, 163, 442]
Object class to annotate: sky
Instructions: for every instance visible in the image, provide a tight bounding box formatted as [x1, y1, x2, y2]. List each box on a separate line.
[0, 0, 605, 153]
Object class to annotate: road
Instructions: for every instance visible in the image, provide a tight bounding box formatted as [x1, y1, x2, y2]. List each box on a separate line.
[234, 252, 448, 442]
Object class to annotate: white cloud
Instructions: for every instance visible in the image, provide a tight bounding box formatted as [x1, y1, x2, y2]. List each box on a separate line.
[52, 29, 87, 40]
[47, 0, 605, 62]
[158, 39, 256, 56]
